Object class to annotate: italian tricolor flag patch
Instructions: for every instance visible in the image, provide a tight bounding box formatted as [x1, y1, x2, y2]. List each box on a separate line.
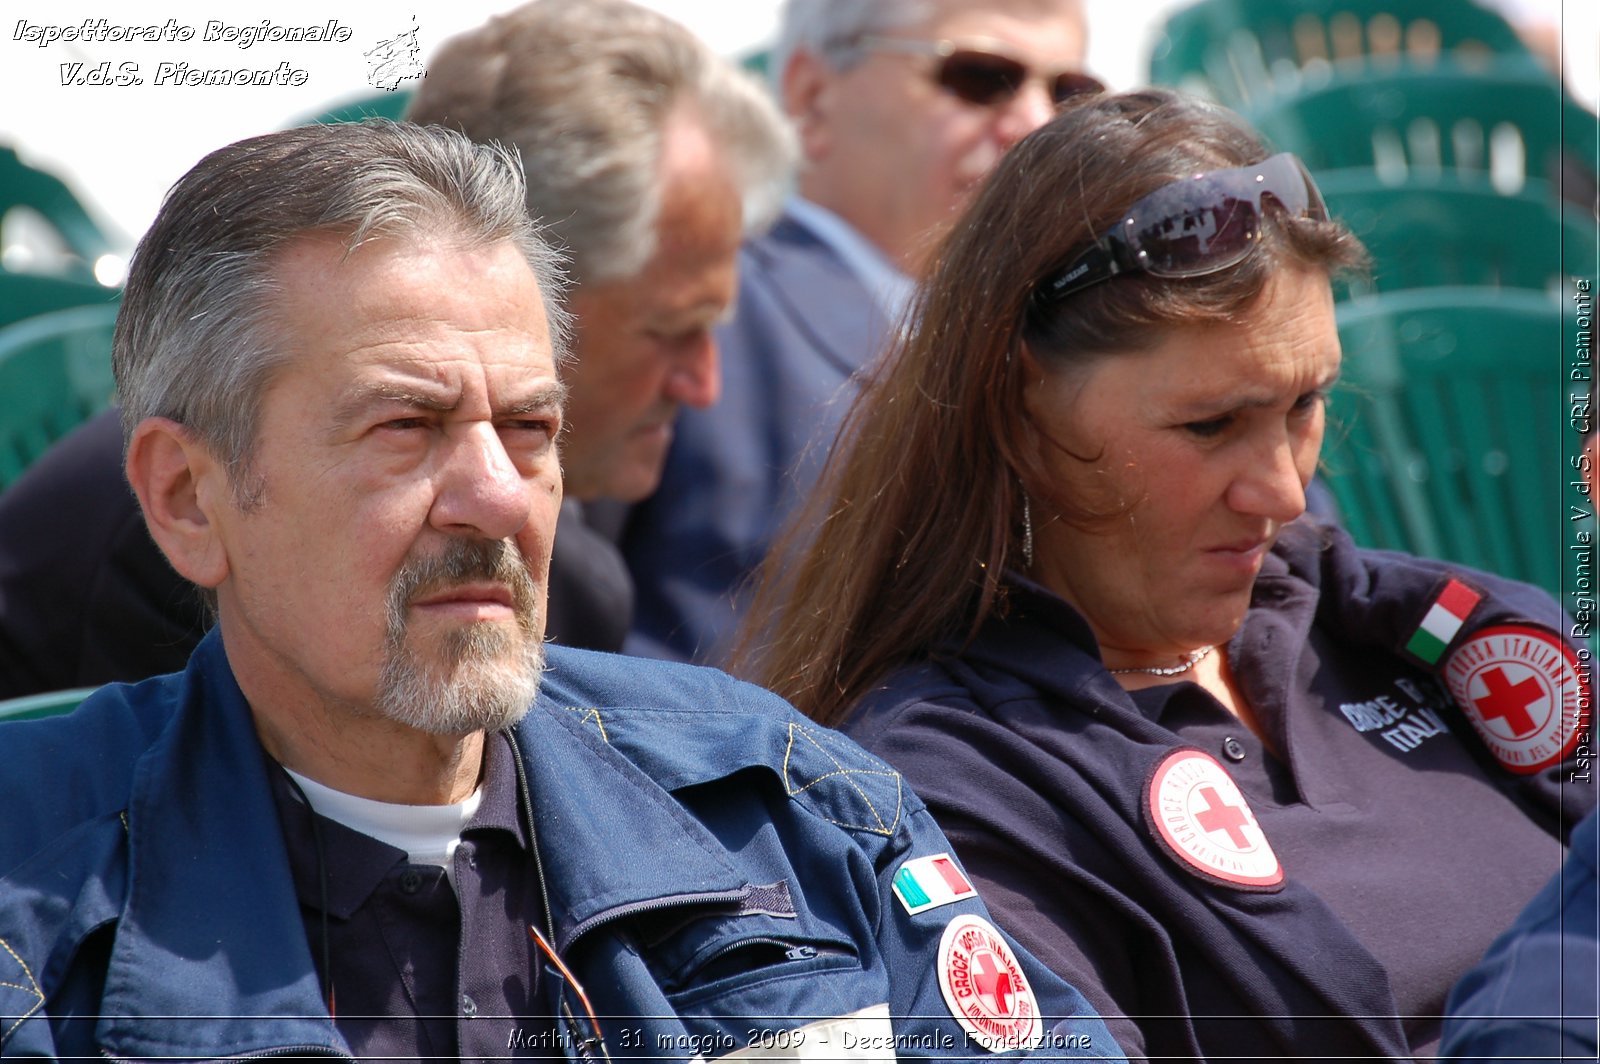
[892, 853, 976, 915]
[1405, 577, 1483, 666]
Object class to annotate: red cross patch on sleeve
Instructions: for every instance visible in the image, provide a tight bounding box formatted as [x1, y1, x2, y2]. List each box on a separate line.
[1443, 624, 1590, 774]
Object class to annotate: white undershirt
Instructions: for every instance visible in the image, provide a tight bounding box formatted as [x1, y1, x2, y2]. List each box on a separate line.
[283, 767, 482, 888]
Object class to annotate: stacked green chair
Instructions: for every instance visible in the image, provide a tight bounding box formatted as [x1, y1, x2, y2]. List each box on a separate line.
[1324, 287, 1584, 601]
[0, 271, 119, 330]
[0, 686, 97, 722]
[1148, 0, 1538, 113]
[1320, 172, 1598, 297]
[0, 144, 119, 286]
[0, 302, 120, 489]
[1250, 63, 1597, 196]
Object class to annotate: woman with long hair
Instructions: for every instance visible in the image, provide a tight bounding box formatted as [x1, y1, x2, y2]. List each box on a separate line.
[744, 88, 1591, 1060]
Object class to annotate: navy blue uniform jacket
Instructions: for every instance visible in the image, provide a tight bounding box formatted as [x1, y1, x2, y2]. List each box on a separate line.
[846, 521, 1593, 1063]
[0, 634, 1122, 1061]
[1441, 805, 1599, 1060]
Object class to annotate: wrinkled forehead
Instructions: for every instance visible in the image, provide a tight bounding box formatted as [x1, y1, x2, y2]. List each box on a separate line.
[266, 233, 558, 387]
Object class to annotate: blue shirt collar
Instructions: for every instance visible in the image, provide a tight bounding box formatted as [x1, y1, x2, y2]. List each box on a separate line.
[784, 196, 916, 324]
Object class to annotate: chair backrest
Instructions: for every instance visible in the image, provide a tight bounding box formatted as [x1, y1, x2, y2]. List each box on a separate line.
[0, 686, 98, 722]
[0, 303, 120, 489]
[303, 89, 414, 125]
[1320, 170, 1598, 296]
[1251, 64, 1598, 196]
[0, 271, 120, 330]
[1148, 0, 1537, 112]
[1324, 287, 1585, 603]
[0, 144, 117, 282]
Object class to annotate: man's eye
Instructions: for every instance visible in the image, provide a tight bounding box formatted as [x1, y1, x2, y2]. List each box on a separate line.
[500, 418, 559, 439]
[379, 417, 429, 431]
[1292, 390, 1328, 416]
[651, 327, 707, 347]
[1182, 415, 1232, 438]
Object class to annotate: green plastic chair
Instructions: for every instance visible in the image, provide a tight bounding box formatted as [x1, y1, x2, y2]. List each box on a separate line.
[1251, 63, 1598, 196]
[0, 144, 118, 284]
[1319, 171, 1599, 296]
[1323, 287, 1585, 602]
[302, 89, 414, 126]
[1148, 0, 1538, 113]
[0, 686, 97, 722]
[0, 303, 120, 489]
[0, 271, 120, 330]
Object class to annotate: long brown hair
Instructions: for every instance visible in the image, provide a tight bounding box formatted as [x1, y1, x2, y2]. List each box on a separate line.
[740, 89, 1365, 726]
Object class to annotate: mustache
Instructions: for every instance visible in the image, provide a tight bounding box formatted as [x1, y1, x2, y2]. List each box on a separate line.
[386, 539, 540, 628]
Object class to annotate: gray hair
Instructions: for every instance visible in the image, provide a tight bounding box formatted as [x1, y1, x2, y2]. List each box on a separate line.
[772, 0, 1089, 86]
[113, 120, 571, 494]
[771, 0, 933, 80]
[408, 0, 795, 285]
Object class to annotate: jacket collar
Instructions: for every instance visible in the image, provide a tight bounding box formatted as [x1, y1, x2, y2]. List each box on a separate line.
[747, 208, 896, 380]
[98, 630, 347, 1060]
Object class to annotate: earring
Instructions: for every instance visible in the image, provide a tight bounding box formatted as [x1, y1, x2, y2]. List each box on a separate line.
[1020, 492, 1035, 569]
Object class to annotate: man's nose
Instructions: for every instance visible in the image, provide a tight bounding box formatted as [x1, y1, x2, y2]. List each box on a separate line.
[430, 422, 534, 541]
[994, 80, 1058, 149]
[663, 330, 720, 409]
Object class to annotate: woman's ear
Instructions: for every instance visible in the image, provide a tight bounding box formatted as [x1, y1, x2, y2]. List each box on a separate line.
[124, 418, 231, 590]
[1017, 341, 1049, 423]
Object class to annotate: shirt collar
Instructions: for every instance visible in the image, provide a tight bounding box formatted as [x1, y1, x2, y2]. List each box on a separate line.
[269, 730, 530, 919]
[784, 195, 916, 322]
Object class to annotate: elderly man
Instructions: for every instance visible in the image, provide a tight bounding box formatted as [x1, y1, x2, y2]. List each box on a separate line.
[0, 0, 789, 697]
[0, 120, 1122, 1062]
[620, 0, 1095, 662]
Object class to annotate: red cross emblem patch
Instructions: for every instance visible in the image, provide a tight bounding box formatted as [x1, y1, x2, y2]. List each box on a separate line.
[936, 915, 1043, 1052]
[1443, 624, 1589, 775]
[1146, 748, 1283, 891]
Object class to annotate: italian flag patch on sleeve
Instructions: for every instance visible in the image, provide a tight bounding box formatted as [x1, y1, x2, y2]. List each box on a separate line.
[892, 853, 976, 915]
[1405, 577, 1483, 666]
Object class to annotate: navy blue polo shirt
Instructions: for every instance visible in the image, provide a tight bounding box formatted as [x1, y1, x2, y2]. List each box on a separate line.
[1127, 568, 1566, 1054]
[845, 522, 1591, 1061]
[269, 731, 560, 1060]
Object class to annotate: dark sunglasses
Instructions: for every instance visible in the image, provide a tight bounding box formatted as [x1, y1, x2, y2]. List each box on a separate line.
[1035, 153, 1328, 304]
[858, 35, 1104, 107]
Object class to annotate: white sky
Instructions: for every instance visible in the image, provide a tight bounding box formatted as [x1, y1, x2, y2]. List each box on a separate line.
[0, 1, 1592, 256]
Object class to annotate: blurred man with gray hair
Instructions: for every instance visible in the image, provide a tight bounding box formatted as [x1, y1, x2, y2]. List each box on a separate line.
[620, 0, 1096, 662]
[409, 0, 793, 652]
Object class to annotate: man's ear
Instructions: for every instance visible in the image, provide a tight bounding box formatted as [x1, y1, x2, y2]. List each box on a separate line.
[781, 47, 835, 164]
[125, 417, 231, 590]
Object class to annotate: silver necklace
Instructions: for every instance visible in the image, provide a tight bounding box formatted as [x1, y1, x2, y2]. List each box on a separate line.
[1107, 645, 1216, 677]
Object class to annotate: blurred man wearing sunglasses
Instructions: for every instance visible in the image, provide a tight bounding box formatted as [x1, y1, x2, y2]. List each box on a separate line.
[620, 0, 1096, 663]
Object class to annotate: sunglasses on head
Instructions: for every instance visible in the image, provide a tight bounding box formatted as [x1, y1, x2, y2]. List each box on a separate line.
[1035, 152, 1328, 304]
[858, 35, 1104, 107]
